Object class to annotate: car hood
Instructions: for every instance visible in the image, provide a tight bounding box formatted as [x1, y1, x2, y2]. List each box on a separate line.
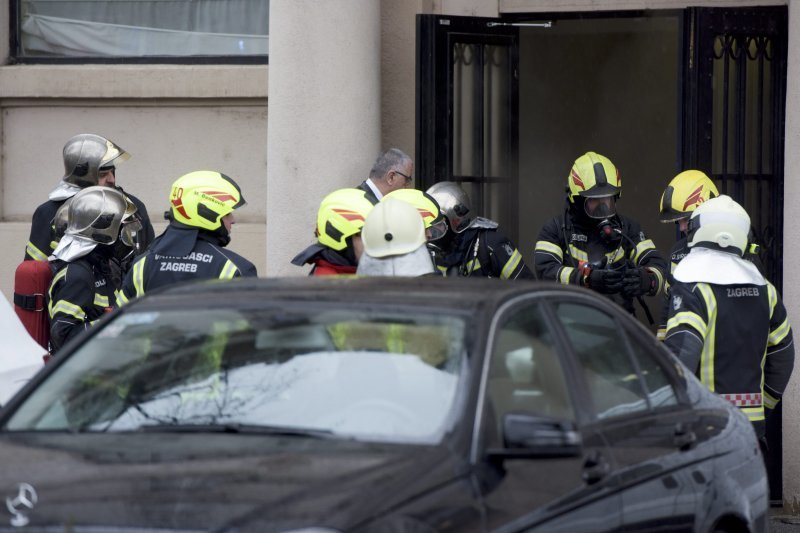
[0, 432, 461, 532]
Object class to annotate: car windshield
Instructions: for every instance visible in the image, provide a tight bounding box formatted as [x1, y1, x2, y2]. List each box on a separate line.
[5, 305, 469, 444]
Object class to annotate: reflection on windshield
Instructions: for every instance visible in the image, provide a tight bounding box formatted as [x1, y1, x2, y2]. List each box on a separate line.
[6, 307, 468, 444]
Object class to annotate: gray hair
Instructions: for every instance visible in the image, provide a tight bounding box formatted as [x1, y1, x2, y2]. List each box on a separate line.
[369, 148, 411, 181]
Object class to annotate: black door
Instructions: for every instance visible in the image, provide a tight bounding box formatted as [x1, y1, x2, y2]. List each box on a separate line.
[417, 14, 521, 241]
[682, 6, 787, 290]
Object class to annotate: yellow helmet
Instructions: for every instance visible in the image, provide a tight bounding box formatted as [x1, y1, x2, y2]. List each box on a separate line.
[169, 170, 245, 231]
[659, 170, 719, 223]
[567, 152, 621, 203]
[383, 189, 448, 241]
[316, 188, 374, 251]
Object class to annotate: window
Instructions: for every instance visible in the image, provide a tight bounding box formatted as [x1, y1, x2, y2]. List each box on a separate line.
[14, 0, 269, 59]
[485, 302, 574, 444]
[554, 302, 676, 419]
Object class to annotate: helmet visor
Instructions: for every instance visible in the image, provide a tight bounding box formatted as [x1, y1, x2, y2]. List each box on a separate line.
[584, 196, 616, 219]
[120, 219, 143, 248]
[427, 219, 448, 241]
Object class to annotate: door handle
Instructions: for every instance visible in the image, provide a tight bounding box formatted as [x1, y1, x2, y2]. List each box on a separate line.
[674, 422, 697, 451]
[582, 450, 610, 485]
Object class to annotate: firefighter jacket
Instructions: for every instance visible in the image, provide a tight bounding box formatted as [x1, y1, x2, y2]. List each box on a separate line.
[291, 243, 358, 276]
[25, 189, 154, 262]
[116, 225, 257, 305]
[48, 254, 116, 353]
[433, 218, 533, 280]
[664, 247, 794, 438]
[534, 208, 667, 314]
[657, 235, 766, 340]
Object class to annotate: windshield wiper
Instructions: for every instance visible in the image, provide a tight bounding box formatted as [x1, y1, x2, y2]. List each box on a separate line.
[136, 423, 336, 438]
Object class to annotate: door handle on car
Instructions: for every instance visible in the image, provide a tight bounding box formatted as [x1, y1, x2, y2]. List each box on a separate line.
[674, 422, 697, 451]
[582, 450, 610, 485]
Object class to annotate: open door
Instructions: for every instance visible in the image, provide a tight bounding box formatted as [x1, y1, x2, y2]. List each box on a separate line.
[416, 15, 520, 240]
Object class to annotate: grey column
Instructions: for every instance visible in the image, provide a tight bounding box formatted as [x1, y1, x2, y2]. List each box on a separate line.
[266, 0, 381, 276]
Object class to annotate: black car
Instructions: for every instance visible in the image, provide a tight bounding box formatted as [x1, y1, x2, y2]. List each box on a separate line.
[0, 277, 767, 532]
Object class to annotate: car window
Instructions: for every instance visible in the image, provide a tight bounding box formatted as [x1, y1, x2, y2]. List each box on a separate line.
[485, 302, 575, 442]
[554, 302, 657, 419]
[625, 327, 679, 410]
[5, 306, 468, 445]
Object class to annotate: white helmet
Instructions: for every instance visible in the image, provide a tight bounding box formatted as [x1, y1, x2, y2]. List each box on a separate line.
[687, 195, 750, 255]
[361, 198, 426, 258]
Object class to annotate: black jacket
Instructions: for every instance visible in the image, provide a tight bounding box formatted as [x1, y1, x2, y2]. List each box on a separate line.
[117, 226, 257, 304]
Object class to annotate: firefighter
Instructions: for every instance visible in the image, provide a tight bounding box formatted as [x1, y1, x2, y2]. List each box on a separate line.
[656, 170, 720, 339]
[356, 148, 414, 204]
[357, 197, 436, 277]
[116, 170, 257, 305]
[26, 133, 154, 264]
[664, 195, 794, 441]
[48, 186, 140, 353]
[534, 151, 667, 316]
[426, 181, 533, 280]
[291, 188, 375, 275]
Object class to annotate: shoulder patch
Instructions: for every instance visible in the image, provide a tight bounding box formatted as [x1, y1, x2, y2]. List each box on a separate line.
[672, 295, 682, 311]
[503, 243, 514, 256]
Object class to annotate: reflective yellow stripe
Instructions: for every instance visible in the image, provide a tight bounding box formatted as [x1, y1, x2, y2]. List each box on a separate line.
[632, 239, 656, 264]
[696, 284, 717, 391]
[51, 300, 86, 321]
[116, 289, 129, 307]
[670, 260, 678, 274]
[768, 283, 778, 314]
[763, 390, 779, 410]
[94, 293, 109, 308]
[666, 311, 707, 337]
[535, 240, 563, 260]
[568, 245, 587, 263]
[500, 250, 522, 279]
[649, 268, 665, 295]
[656, 327, 666, 341]
[740, 406, 765, 422]
[133, 257, 146, 297]
[769, 318, 791, 346]
[466, 258, 481, 274]
[219, 259, 238, 279]
[558, 266, 575, 285]
[48, 268, 68, 317]
[25, 242, 49, 262]
[606, 247, 625, 264]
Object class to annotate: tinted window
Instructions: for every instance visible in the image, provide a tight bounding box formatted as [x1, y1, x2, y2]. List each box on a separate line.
[554, 302, 655, 419]
[486, 302, 574, 442]
[626, 328, 678, 409]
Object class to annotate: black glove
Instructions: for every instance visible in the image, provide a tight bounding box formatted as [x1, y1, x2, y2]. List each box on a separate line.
[587, 268, 624, 294]
[622, 267, 656, 298]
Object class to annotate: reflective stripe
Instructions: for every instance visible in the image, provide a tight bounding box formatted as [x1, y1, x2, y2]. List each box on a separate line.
[466, 258, 481, 274]
[535, 240, 563, 260]
[649, 268, 665, 295]
[769, 318, 791, 346]
[740, 406, 765, 422]
[47, 268, 68, 318]
[25, 242, 49, 262]
[666, 311, 707, 338]
[50, 300, 86, 321]
[606, 247, 625, 264]
[94, 293, 109, 308]
[133, 258, 146, 297]
[500, 250, 522, 279]
[656, 327, 666, 341]
[558, 266, 575, 285]
[721, 392, 762, 407]
[219, 259, 238, 279]
[568, 245, 587, 263]
[768, 283, 778, 315]
[763, 390, 779, 410]
[696, 284, 717, 391]
[116, 289, 129, 307]
[632, 239, 656, 264]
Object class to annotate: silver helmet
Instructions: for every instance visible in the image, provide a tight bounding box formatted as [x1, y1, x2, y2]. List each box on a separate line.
[426, 181, 474, 233]
[62, 134, 130, 188]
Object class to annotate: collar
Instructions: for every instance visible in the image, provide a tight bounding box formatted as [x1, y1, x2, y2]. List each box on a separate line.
[365, 179, 383, 200]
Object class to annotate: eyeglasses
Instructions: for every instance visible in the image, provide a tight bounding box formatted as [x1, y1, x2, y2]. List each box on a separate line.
[392, 169, 413, 184]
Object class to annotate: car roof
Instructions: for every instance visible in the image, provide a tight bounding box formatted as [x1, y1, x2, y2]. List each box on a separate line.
[126, 276, 587, 314]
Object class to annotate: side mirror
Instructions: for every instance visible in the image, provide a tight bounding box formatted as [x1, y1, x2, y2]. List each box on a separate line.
[487, 413, 582, 460]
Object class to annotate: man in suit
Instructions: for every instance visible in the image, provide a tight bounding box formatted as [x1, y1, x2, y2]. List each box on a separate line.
[357, 148, 413, 204]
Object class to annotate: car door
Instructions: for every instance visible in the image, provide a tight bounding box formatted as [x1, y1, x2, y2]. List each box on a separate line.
[473, 296, 622, 532]
[549, 296, 722, 531]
